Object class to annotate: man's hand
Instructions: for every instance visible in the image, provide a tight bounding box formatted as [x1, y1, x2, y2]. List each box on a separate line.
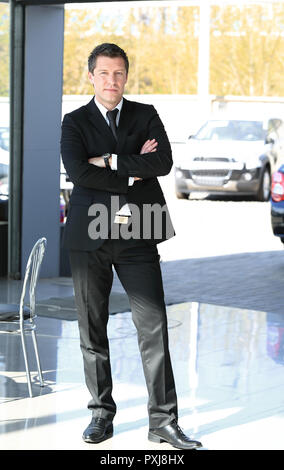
[140, 139, 158, 154]
[134, 139, 157, 181]
[88, 156, 107, 168]
[88, 139, 157, 181]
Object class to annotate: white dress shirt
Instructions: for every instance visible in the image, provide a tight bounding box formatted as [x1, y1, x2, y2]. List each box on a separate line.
[94, 96, 133, 216]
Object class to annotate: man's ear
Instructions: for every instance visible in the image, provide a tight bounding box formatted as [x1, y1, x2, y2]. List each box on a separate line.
[88, 71, 94, 86]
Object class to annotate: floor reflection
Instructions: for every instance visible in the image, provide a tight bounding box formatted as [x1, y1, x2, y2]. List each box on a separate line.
[0, 298, 284, 450]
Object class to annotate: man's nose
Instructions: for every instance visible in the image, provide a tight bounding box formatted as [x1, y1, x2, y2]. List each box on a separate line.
[108, 74, 116, 85]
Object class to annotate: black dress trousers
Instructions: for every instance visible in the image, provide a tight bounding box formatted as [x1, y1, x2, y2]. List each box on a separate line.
[69, 237, 178, 428]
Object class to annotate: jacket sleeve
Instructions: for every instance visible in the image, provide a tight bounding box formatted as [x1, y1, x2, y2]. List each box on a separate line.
[116, 106, 172, 179]
[60, 114, 129, 194]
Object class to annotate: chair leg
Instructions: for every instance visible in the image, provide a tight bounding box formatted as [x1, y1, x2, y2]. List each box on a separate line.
[20, 329, 33, 398]
[31, 330, 44, 387]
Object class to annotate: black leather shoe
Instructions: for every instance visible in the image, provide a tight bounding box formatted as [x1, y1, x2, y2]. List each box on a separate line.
[148, 420, 202, 450]
[82, 417, 113, 443]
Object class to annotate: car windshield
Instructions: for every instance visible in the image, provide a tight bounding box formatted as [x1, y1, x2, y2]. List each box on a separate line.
[194, 120, 266, 141]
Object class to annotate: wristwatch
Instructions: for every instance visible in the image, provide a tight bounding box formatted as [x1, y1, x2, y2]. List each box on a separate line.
[102, 153, 112, 169]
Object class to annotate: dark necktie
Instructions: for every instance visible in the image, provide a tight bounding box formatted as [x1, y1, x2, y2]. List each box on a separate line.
[106, 109, 119, 140]
[106, 108, 128, 215]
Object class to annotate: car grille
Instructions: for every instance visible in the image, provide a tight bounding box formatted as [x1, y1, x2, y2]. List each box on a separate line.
[191, 158, 232, 186]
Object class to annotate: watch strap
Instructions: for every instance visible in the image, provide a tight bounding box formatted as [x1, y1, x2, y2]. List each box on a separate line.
[103, 153, 111, 169]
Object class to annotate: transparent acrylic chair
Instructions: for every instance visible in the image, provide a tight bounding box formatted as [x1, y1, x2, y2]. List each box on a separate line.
[0, 237, 47, 397]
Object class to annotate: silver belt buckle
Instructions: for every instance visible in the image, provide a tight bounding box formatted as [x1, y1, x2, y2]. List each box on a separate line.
[114, 215, 129, 224]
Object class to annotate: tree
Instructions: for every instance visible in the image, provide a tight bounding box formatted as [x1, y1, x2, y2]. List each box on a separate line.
[210, 4, 284, 96]
[1, 3, 284, 98]
[0, 4, 9, 97]
[63, 5, 199, 95]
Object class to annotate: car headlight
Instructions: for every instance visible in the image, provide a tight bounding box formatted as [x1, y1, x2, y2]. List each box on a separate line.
[175, 169, 183, 179]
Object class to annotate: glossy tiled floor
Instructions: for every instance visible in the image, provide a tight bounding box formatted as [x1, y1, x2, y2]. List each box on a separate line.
[1, 283, 284, 450]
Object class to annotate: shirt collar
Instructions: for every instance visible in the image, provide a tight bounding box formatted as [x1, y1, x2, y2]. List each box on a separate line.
[94, 96, 123, 124]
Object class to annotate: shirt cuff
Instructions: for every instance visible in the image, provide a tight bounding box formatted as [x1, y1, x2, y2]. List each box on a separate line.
[110, 154, 117, 170]
[111, 154, 133, 186]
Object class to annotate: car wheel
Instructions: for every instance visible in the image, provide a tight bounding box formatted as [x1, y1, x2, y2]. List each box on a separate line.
[256, 168, 271, 202]
[176, 191, 188, 200]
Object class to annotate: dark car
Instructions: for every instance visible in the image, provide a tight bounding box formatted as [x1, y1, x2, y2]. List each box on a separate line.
[271, 164, 284, 245]
[175, 116, 284, 201]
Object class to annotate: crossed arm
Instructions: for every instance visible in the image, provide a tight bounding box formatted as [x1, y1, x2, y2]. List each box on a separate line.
[88, 138, 158, 181]
[61, 107, 172, 193]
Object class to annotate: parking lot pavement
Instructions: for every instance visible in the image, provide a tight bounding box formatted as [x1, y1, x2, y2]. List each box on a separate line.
[112, 169, 284, 314]
[128, 170, 284, 315]
[157, 170, 283, 261]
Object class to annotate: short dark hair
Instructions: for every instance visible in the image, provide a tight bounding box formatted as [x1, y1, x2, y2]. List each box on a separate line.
[88, 43, 129, 75]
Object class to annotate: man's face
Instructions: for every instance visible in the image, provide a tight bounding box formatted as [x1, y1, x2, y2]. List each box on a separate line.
[88, 55, 128, 110]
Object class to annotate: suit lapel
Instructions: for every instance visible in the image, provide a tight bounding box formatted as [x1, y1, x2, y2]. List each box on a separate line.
[116, 98, 136, 153]
[86, 96, 137, 153]
[86, 97, 117, 147]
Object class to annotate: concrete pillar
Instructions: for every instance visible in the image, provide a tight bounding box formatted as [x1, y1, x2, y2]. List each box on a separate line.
[21, 5, 64, 277]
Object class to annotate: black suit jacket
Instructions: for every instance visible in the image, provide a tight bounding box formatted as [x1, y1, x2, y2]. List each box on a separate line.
[60, 97, 175, 251]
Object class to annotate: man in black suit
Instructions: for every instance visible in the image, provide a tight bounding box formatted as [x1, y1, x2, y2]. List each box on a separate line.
[61, 43, 202, 450]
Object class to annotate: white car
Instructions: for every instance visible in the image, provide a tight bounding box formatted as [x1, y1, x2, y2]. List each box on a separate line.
[175, 116, 284, 201]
